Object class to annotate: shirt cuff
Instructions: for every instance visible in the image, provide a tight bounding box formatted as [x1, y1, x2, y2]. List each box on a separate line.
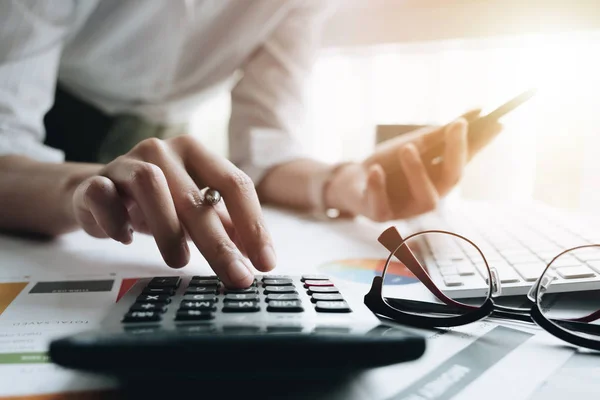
[236, 128, 310, 184]
[0, 132, 65, 163]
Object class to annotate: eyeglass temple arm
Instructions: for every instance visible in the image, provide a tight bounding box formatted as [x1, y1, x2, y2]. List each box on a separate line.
[378, 226, 476, 310]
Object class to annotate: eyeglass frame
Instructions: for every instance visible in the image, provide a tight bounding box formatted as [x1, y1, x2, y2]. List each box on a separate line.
[363, 226, 600, 351]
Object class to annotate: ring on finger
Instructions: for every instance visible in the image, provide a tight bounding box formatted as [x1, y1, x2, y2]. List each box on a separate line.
[203, 188, 222, 206]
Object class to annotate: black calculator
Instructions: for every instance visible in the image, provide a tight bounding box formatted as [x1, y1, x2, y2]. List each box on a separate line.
[49, 274, 425, 378]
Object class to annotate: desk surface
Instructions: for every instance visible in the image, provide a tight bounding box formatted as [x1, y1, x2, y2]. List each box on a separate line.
[0, 204, 597, 399]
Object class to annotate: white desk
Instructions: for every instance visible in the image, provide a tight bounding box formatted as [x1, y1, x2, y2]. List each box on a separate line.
[0, 205, 597, 399]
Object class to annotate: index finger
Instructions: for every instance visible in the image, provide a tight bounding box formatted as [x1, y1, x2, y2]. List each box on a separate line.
[181, 142, 276, 273]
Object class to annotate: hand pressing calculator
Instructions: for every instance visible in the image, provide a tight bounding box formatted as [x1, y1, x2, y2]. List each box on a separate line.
[49, 274, 425, 378]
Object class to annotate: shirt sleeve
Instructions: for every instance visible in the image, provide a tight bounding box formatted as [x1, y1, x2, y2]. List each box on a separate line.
[228, 1, 337, 184]
[0, 0, 77, 163]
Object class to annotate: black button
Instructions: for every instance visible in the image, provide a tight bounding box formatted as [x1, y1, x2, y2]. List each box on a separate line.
[122, 311, 161, 323]
[188, 279, 220, 287]
[266, 293, 300, 302]
[176, 325, 217, 334]
[183, 294, 217, 302]
[175, 310, 214, 321]
[130, 302, 167, 313]
[303, 280, 334, 288]
[136, 294, 171, 303]
[264, 286, 297, 294]
[224, 287, 258, 295]
[310, 293, 344, 302]
[262, 275, 290, 281]
[307, 286, 339, 295]
[142, 287, 175, 296]
[263, 278, 293, 286]
[224, 293, 259, 302]
[179, 300, 216, 311]
[267, 300, 304, 312]
[315, 301, 351, 313]
[301, 274, 329, 282]
[267, 325, 304, 333]
[192, 275, 218, 280]
[147, 276, 181, 289]
[222, 301, 260, 313]
[186, 286, 219, 295]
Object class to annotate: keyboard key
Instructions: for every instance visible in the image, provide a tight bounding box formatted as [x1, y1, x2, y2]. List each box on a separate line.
[175, 310, 214, 321]
[266, 294, 300, 302]
[130, 302, 167, 313]
[556, 266, 596, 279]
[267, 300, 304, 312]
[587, 261, 600, 273]
[301, 274, 329, 282]
[224, 293, 259, 302]
[136, 294, 171, 303]
[179, 300, 216, 311]
[188, 279, 220, 287]
[183, 294, 217, 302]
[549, 257, 582, 268]
[186, 286, 219, 295]
[147, 276, 181, 289]
[497, 269, 520, 284]
[315, 301, 351, 313]
[263, 278, 293, 286]
[264, 286, 297, 294]
[439, 266, 458, 276]
[303, 280, 333, 288]
[222, 301, 260, 313]
[122, 311, 161, 323]
[311, 293, 344, 302]
[513, 264, 545, 282]
[224, 287, 258, 295]
[442, 275, 463, 287]
[142, 287, 175, 296]
[307, 286, 339, 294]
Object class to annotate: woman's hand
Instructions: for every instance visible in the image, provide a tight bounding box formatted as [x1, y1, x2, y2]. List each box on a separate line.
[71, 136, 276, 288]
[324, 110, 502, 221]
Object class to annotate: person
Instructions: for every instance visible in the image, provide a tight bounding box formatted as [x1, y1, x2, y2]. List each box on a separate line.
[0, 1, 500, 288]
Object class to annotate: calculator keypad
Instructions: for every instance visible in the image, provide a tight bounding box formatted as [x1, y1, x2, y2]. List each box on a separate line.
[120, 274, 354, 325]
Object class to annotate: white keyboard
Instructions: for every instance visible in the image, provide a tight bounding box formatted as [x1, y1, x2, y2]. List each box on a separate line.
[407, 201, 600, 298]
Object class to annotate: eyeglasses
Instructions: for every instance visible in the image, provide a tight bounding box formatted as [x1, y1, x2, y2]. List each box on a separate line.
[364, 227, 600, 351]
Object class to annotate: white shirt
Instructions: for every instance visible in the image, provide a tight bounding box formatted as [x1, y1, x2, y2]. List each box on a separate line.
[0, 0, 333, 183]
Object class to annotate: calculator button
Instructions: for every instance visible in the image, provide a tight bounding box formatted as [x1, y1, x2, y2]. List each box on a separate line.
[264, 286, 297, 294]
[301, 275, 329, 282]
[222, 325, 261, 334]
[307, 286, 339, 294]
[222, 301, 260, 312]
[136, 294, 171, 303]
[224, 293, 259, 302]
[263, 278, 293, 286]
[130, 302, 167, 313]
[183, 294, 217, 302]
[142, 287, 175, 296]
[310, 293, 344, 302]
[122, 311, 162, 323]
[266, 294, 300, 302]
[179, 301, 217, 311]
[303, 280, 334, 288]
[315, 301, 351, 313]
[267, 300, 304, 312]
[192, 275, 218, 280]
[175, 310, 215, 321]
[224, 287, 258, 294]
[147, 277, 181, 289]
[188, 279, 220, 287]
[262, 275, 290, 281]
[186, 286, 219, 295]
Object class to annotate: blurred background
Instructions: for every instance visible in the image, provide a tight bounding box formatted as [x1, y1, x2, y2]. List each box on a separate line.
[190, 0, 600, 213]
